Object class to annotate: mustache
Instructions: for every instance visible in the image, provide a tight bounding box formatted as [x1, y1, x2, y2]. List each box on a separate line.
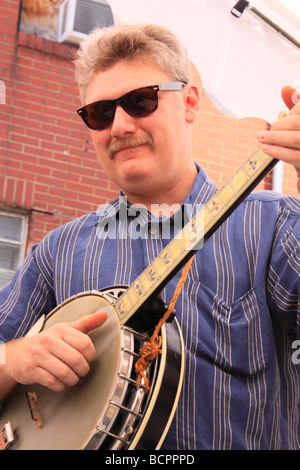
[108, 135, 154, 159]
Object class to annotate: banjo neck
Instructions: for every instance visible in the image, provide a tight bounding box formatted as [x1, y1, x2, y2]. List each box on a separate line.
[114, 147, 277, 324]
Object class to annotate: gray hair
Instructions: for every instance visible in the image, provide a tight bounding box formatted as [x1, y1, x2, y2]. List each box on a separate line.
[74, 23, 192, 104]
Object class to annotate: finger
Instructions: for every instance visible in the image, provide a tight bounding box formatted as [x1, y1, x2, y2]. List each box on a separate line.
[258, 143, 300, 168]
[258, 129, 300, 147]
[48, 338, 91, 378]
[15, 353, 74, 391]
[21, 334, 91, 388]
[37, 352, 82, 388]
[257, 128, 300, 160]
[54, 326, 96, 365]
[265, 115, 300, 132]
[281, 85, 300, 110]
[20, 340, 82, 388]
[70, 311, 107, 335]
[25, 366, 67, 392]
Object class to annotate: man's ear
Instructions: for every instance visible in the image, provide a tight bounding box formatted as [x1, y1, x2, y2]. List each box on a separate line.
[184, 83, 201, 124]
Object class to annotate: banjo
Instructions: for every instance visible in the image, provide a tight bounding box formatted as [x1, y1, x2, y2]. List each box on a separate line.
[0, 147, 276, 450]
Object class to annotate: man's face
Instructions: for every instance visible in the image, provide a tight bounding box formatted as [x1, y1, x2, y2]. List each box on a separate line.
[85, 59, 199, 207]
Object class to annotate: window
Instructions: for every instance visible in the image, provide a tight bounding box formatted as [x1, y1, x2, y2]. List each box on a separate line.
[0, 211, 28, 289]
[19, 0, 114, 45]
[58, 0, 114, 44]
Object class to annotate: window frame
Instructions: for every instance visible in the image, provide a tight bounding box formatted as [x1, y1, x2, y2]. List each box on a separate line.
[0, 210, 29, 288]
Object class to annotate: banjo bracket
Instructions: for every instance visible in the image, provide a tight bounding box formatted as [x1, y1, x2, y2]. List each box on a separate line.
[0, 421, 16, 450]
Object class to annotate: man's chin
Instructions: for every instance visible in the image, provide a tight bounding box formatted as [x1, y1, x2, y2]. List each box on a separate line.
[118, 163, 155, 190]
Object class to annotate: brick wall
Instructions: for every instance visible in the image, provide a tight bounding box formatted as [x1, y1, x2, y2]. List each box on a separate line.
[0, 0, 298, 254]
[0, 0, 119, 250]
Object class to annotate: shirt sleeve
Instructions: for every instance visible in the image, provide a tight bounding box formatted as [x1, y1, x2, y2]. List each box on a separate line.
[0, 237, 57, 343]
[266, 197, 300, 339]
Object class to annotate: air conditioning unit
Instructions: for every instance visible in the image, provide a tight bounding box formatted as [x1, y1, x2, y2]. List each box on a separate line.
[58, 0, 114, 44]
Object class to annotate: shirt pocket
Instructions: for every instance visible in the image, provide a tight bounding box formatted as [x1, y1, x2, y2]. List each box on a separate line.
[183, 281, 275, 376]
[216, 286, 274, 375]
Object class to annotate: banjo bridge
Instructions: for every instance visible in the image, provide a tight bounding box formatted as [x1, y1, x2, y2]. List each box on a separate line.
[25, 391, 43, 429]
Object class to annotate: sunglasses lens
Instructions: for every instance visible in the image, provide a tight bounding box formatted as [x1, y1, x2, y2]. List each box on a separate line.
[122, 87, 158, 117]
[82, 101, 115, 130]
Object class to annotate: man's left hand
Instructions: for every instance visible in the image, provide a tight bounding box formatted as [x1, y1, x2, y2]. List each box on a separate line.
[257, 85, 300, 193]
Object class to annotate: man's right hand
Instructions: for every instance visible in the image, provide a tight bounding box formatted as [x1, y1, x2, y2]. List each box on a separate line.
[1, 311, 107, 396]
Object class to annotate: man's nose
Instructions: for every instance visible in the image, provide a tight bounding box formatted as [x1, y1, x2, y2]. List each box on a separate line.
[110, 105, 137, 137]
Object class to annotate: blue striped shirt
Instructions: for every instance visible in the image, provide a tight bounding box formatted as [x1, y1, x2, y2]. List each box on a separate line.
[0, 164, 299, 449]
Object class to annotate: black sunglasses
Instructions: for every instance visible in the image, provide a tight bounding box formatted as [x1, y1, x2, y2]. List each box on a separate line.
[77, 81, 186, 130]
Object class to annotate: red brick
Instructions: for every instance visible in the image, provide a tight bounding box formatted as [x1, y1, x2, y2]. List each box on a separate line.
[0, 175, 5, 200]
[4, 178, 15, 205]
[23, 181, 34, 208]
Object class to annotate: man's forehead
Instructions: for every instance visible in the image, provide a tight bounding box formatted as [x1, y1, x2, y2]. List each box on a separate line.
[85, 60, 171, 103]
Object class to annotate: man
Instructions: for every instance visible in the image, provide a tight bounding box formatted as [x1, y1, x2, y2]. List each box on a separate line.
[0, 24, 299, 449]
